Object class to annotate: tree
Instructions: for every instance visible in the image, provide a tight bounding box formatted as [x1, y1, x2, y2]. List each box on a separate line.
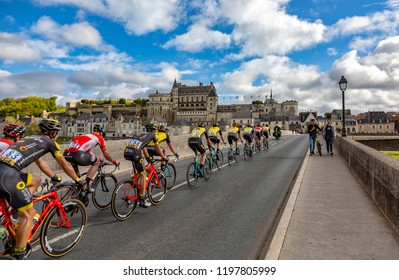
[252, 100, 264, 104]
[118, 98, 127, 104]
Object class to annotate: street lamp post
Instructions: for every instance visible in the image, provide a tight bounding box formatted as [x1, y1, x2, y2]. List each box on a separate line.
[338, 76, 348, 137]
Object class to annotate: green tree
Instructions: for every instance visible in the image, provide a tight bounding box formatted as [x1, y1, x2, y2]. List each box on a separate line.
[119, 98, 127, 104]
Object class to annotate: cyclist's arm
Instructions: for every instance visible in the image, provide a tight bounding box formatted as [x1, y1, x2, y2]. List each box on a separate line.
[101, 149, 113, 162]
[53, 156, 80, 180]
[154, 143, 167, 160]
[35, 157, 56, 178]
[167, 142, 177, 155]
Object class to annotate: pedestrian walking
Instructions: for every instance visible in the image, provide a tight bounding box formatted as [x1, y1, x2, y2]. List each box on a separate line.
[322, 119, 336, 156]
[307, 119, 321, 155]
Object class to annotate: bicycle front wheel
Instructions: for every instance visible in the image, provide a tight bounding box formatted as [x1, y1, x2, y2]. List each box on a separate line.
[92, 174, 117, 210]
[203, 157, 212, 181]
[186, 161, 198, 189]
[216, 149, 224, 166]
[164, 164, 177, 190]
[148, 171, 167, 205]
[40, 199, 87, 258]
[111, 178, 138, 221]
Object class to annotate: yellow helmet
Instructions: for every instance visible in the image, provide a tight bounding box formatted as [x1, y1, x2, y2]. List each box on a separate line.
[198, 122, 205, 128]
[213, 122, 219, 127]
[158, 125, 167, 132]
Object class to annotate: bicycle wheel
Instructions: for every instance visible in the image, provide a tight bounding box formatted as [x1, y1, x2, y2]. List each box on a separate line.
[148, 171, 167, 205]
[227, 149, 232, 166]
[40, 198, 87, 258]
[243, 145, 248, 161]
[208, 154, 219, 170]
[216, 149, 224, 166]
[317, 142, 322, 156]
[164, 164, 177, 190]
[111, 178, 138, 221]
[92, 174, 117, 210]
[186, 161, 198, 189]
[203, 157, 212, 181]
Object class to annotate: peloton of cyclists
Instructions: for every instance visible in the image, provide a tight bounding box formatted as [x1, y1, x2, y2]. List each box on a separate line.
[123, 123, 168, 208]
[243, 123, 255, 157]
[0, 119, 84, 259]
[63, 124, 120, 192]
[188, 122, 211, 177]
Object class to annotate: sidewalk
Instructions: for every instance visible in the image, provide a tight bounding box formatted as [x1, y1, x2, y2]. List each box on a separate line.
[266, 147, 399, 260]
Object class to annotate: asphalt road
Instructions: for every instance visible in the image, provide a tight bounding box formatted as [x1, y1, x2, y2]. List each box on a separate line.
[30, 134, 308, 260]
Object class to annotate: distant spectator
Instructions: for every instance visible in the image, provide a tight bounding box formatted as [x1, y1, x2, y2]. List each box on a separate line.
[322, 119, 336, 156]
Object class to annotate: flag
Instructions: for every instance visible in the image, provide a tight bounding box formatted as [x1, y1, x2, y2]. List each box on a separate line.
[236, 96, 238, 99]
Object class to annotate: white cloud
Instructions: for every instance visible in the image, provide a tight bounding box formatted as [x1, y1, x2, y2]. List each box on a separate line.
[163, 24, 231, 52]
[33, 0, 181, 35]
[0, 32, 41, 62]
[31, 16, 103, 49]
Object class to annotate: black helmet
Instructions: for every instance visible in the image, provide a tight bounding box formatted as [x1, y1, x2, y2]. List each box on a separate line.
[213, 122, 219, 127]
[38, 119, 61, 133]
[145, 123, 157, 131]
[3, 124, 26, 138]
[93, 124, 105, 133]
[198, 122, 205, 128]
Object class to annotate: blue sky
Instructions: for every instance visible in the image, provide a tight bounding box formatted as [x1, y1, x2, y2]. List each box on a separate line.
[1, 0, 399, 115]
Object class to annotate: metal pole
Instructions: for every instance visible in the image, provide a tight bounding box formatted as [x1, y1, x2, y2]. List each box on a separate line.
[342, 90, 346, 137]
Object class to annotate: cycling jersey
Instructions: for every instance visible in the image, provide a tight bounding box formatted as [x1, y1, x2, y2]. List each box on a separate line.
[0, 139, 13, 153]
[243, 127, 254, 136]
[0, 135, 62, 171]
[64, 133, 106, 153]
[189, 127, 208, 140]
[254, 126, 263, 133]
[208, 127, 222, 137]
[228, 127, 240, 135]
[147, 132, 171, 147]
[188, 127, 208, 155]
[124, 132, 158, 174]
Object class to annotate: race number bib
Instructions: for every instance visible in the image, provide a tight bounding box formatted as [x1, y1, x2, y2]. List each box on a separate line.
[0, 149, 23, 166]
[128, 139, 143, 149]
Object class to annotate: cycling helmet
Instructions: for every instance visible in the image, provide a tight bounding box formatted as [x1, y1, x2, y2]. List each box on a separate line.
[198, 122, 205, 128]
[232, 122, 237, 127]
[3, 124, 26, 138]
[213, 122, 219, 127]
[158, 125, 167, 132]
[93, 124, 105, 133]
[38, 119, 62, 133]
[145, 123, 157, 131]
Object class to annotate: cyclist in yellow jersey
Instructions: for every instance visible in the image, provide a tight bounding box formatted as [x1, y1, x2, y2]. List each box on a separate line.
[243, 123, 255, 157]
[147, 125, 179, 170]
[188, 122, 211, 177]
[208, 122, 226, 159]
[262, 124, 271, 148]
[227, 123, 243, 155]
[0, 119, 84, 259]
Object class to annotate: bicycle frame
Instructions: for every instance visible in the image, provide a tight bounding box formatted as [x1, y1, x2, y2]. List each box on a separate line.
[1, 189, 69, 249]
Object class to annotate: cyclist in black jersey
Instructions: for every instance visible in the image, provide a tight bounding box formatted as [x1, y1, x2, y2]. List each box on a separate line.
[0, 119, 84, 259]
[124, 123, 168, 208]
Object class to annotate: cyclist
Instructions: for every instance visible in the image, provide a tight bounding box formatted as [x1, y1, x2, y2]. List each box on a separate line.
[254, 123, 263, 148]
[123, 123, 168, 208]
[262, 123, 271, 148]
[243, 123, 254, 157]
[307, 119, 322, 156]
[273, 123, 281, 139]
[227, 123, 243, 155]
[0, 124, 26, 152]
[63, 124, 120, 192]
[0, 119, 84, 259]
[146, 125, 179, 170]
[188, 122, 211, 177]
[208, 122, 226, 159]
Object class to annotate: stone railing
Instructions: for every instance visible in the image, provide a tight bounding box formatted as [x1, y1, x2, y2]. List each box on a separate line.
[335, 136, 399, 235]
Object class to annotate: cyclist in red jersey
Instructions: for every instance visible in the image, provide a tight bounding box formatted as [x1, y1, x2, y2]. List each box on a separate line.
[254, 123, 263, 147]
[63, 124, 120, 192]
[0, 124, 26, 152]
[0, 119, 84, 259]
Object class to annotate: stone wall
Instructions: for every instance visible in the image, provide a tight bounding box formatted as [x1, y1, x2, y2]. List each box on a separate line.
[335, 136, 399, 235]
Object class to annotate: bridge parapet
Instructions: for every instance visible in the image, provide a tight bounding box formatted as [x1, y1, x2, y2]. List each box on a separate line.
[336, 136, 399, 235]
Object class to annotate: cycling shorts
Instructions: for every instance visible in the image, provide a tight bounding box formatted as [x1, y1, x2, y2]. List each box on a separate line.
[123, 147, 145, 174]
[147, 146, 165, 157]
[243, 134, 253, 143]
[209, 136, 220, 144]
[63, 150, 97, 166]
[188, 137, 206, 154]
[0, 163, 33, 212]
[255, 132, 262, 139]
[263, 132, 269, 138]
[227, 135, 238, 145]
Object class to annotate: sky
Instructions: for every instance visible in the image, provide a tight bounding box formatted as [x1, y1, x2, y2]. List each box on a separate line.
[0, 0, 399, 115]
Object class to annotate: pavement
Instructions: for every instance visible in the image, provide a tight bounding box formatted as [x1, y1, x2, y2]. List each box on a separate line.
[265, 145, 399, 260]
